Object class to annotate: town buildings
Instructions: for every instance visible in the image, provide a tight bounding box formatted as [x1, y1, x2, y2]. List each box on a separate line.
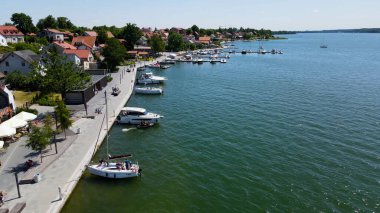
[0, 25, 24, 46]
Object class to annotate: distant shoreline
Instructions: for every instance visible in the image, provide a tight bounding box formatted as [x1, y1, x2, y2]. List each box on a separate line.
[274, 28, 380, 34]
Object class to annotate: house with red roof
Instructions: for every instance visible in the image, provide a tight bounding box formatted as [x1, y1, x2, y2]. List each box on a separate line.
[52, 41, 77, 53]
[0, 25, 24, 46]
[72, 36, 97, 51]
[84, 31, 98, 37]
[197, 36, 212, 45]
[63, 49, 94, 69]
[40, 29, 64, 41]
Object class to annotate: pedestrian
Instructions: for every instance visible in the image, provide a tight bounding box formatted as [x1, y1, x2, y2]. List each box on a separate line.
[0, 191, 5, 206]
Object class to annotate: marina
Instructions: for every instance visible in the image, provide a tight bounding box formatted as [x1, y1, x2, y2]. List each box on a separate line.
[63, 33, 380, 212]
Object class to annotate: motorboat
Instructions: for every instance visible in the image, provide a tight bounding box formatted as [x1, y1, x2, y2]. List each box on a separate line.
[135, 87, 163, 95]
[320, 44, 328, 48]
[117, 107, 163, 124]
[210, 58, 218, 64]
[146, 63, 160, 68]
[241, 50, 247, 54]
[221, 59, 227, 63]
[160, 65, 171, 69]
[192, 58, 203, 64]
[209, 54, 218, 59]
[88, 91, 141, 179]
[138, 72, 167, 84]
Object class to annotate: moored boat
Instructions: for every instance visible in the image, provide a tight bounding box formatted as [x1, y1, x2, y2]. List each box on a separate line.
[88, 91, 141, 179]
[117, 107, 163, 125]
[138, 72, 167, 84]
[135, 87, 163, 95]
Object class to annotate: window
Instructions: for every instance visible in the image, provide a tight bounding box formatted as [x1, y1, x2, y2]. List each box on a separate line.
[5, 61, 9, 66]
[22, 62, 25, 67]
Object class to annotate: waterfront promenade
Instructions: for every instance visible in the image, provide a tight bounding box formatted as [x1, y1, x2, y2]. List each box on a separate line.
[0, 59, 162, 212]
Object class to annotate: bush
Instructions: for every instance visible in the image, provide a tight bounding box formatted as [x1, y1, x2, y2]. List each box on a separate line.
[37, 94, 59, 106]
[106, 75, 113, 82]
[15, 107, 38, 115]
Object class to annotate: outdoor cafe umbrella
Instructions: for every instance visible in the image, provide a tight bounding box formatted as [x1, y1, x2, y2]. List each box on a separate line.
[13, 111, 37, 122]
[1, 117, 28, 129]
[0, 124, 16, 138]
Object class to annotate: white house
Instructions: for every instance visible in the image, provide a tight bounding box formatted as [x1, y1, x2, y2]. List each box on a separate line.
[0, 26, 24, 46]
[0, 50, 41, 75]
[40, 29, 64, 41]
[136, 36, 148, 46]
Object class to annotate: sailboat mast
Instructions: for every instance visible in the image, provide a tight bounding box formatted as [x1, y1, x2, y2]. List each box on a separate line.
[105, 91, 109, 161]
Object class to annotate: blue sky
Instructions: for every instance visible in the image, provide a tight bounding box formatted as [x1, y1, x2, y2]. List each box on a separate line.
[1, 0, 379, 30]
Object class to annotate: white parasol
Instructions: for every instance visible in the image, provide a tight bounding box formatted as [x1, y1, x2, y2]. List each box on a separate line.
[0, 125, 16, 137]
[13, 111, 37, 122]
[1, 117, 28, 129]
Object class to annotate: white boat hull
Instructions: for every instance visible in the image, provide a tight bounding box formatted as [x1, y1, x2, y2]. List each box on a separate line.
[138, 79, 161, 84]
[88, 163, 140, 179]
[135, 87, 163, 94]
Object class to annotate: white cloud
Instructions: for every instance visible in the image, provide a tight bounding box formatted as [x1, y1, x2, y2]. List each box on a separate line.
[313, 9, 320, 13]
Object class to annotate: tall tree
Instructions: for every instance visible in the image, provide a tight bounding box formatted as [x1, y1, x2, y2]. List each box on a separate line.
[57, 17, 69, 29]
[11, 13, 36, 34]
[103, 38, 126, 71]
[191, 25, 199, 34]
[55, 101, 72, 139]
[167, 32, 184, 52]
[37, 15, 58, 30]
[121, 23, 143, 50]
[26, 125, 51, 163]
[40, 51, 90, 99]
[149, 34, 165, 53]
[96, 29, 108, 44]
[56, 17, 74, 30]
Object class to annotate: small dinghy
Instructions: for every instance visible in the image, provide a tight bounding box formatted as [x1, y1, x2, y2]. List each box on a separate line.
[137, 121, 155, 129]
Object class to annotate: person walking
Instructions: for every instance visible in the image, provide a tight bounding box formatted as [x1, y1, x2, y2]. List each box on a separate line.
[0, 191, 5, 206]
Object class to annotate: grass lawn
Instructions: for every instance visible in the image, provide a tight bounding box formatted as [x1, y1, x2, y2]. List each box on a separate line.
[13, 91, 39, 107]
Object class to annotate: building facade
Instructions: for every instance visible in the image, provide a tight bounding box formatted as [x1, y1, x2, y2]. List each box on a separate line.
[0, 26, 25, 46]
[0, 50, 41, 74]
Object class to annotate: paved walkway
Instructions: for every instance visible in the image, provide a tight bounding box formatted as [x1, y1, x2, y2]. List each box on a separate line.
[0, 59, 163, 212]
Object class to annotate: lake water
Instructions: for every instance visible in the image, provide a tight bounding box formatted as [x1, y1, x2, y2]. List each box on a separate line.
[62, 33, 380, 212]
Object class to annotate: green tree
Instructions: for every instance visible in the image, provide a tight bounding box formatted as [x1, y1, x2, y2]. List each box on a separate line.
[191, 25, 199, 34]
[37, 15, 58, 30]
[40, 51, 90, 99]
[149, 34, 165, 53]
[43, 114, 54, 138]
[186, 28, 193, 35]
[55, 101, 72, 139]
[96, 29, 108, 44]
[103, 38, 126, 71]
[11, 13, 36, 34]
[57, 17, 74, 29]
[5, 70, 29, 89]
[121, 23, 143, 50]
[167, 32, 184, 52]
[26, 125, 51, 163]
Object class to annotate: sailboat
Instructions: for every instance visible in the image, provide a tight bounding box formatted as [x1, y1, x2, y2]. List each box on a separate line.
[87, 91, 141, 179]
